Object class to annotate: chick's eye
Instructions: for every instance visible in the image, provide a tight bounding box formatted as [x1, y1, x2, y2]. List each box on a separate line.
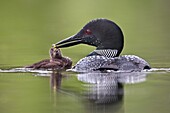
[85, 29, 92, 35]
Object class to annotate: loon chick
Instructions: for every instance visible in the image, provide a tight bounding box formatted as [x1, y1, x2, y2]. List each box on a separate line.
[55, 19, 151, 72]
[25, 47, 72, 70]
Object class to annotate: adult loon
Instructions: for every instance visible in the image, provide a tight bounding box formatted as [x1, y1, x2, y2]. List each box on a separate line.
[55, 19, 151, 72]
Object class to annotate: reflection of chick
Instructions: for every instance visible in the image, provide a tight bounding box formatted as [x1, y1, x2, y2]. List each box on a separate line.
[25, 47, 72, 70]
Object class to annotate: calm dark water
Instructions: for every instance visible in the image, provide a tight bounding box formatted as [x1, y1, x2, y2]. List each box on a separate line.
[0, 0, 170, 113]
[0, 68, 170, 113]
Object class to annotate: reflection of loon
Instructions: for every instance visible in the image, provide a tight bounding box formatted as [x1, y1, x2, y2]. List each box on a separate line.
[79, 73, 123, 104]
[49, 71, 146, 105]
[77, 72, 146, 104]
[55, 19, 150, 72]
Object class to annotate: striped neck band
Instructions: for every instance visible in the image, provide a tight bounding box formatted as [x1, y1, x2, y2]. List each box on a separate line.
[94, 49, 118, 58]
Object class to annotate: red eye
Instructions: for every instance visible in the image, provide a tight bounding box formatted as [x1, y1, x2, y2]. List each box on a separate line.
[85, 29, 92, 35]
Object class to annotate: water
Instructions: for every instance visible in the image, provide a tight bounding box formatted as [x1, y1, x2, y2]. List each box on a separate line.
[0, 0, 170, 113]
[0, 68, 170, 113]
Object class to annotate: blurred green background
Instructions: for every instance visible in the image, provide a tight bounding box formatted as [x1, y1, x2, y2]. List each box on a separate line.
[0, 0, 170, 68]
[0, 1, 170, 113]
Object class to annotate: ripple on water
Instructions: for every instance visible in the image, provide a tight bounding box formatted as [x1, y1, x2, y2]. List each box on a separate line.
[0, 68, 52, 74]
[0, 67, 170, 75]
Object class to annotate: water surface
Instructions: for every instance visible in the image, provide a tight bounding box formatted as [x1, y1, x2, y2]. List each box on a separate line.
[0, 68, 170, 113]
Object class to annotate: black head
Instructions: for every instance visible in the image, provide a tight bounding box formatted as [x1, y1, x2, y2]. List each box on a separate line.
[55, 19, 124, 55]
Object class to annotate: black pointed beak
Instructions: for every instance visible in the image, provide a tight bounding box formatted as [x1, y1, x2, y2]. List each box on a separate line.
[55, 35, 82, 48]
